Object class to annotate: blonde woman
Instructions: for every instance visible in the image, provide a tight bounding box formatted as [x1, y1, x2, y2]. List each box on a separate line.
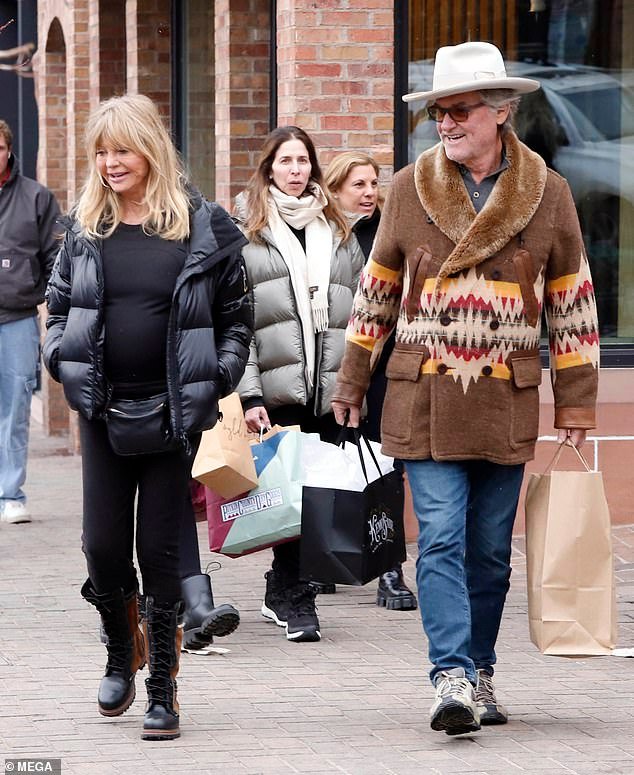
[325, 151, 417, 612]
[235, 126, 364, 643]
[43, 94, 253, 740]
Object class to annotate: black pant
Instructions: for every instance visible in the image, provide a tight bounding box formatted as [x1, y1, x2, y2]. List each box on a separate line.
[79, 416, 196, 602]
[267, 403, 343, 584]
[179, 489, 203, 579]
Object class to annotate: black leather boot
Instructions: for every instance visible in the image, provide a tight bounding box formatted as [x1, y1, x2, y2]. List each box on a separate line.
[181, 573, 240, 650]
[142, 597, 182, 741]
[376, 564, 418, 611]
[81, 579, 146, 716]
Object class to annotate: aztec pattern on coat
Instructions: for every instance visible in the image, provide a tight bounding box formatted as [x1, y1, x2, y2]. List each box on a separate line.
[333, 132, 599, 465]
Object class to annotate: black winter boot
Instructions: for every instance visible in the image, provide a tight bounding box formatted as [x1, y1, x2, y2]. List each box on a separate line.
[376, 564, 418, 611]
[142, 597, 183, 741]
[81, 579, 146, 716]
[181, 573, 240, 650]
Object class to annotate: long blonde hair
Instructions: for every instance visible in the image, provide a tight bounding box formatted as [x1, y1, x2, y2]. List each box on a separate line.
[325, 151, 385, 210]
[240, 126, 350, 243]
[75, 94, 191, 241]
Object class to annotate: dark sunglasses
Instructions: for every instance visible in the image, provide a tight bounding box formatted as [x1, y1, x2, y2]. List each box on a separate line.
[426, 101, 485, 123]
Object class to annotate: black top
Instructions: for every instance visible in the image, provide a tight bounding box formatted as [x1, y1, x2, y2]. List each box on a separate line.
[288, 224, 306, 252]
[102, 223, 187, 398]
[353, 207, 381, 260]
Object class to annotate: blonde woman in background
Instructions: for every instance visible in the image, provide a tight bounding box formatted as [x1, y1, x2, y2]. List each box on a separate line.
[325, 151, 417, 612]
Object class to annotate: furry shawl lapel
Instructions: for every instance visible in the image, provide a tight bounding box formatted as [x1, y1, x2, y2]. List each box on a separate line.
[414, 131, 548, 281]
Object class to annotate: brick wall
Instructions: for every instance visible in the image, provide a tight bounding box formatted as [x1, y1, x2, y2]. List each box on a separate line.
[126, 0, 172, 113]
[214, 0, 271, 209]
[185, 0, 215, 199]
[276, 0, 394, 173]
[98, 0, 126, 101]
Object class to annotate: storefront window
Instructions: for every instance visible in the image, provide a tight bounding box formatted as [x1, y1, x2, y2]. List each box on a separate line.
[403, 0, 634, 354]
[174, 0, 215, 199]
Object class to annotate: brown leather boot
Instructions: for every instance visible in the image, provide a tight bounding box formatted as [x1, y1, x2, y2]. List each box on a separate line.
[81, 580, 146, 716]
[142, 597, 183, 741]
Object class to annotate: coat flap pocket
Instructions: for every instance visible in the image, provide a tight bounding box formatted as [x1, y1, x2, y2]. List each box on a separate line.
[385, 347, 428, 381]
[509, 352, 543, 388]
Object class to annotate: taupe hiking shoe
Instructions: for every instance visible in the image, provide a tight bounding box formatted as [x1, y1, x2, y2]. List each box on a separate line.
[430, 668, 480, 735]
[475, 669, 508, 725]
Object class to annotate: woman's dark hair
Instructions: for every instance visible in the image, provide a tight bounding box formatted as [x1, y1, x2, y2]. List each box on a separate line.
[241, 126, 349, 242]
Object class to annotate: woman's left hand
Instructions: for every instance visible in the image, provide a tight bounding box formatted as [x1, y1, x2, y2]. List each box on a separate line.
[245, 405, 271, 433]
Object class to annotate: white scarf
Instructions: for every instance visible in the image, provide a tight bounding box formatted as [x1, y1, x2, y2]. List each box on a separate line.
[268, 183, 333, 391]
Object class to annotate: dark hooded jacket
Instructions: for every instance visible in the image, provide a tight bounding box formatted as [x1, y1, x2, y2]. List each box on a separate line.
[43, 194, 253, 447]
[0, 155, 61, 324]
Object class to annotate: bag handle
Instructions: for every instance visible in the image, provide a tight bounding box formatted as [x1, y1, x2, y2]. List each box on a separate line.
[543, 439, 592, 473]
[335, 422, 384, 485]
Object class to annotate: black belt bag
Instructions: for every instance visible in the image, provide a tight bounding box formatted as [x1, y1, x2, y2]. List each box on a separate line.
[104, 393, 177, 456]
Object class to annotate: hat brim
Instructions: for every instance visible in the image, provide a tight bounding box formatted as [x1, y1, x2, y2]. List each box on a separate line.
[402, 76, 541, 104]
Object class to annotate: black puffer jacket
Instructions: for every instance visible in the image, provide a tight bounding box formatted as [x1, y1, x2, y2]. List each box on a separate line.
[43, 195, 253, 446]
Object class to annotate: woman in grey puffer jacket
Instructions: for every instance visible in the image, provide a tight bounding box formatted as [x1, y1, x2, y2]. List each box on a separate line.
[235, 126, 364, 644]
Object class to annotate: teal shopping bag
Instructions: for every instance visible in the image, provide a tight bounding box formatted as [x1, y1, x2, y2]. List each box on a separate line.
[206, 426, 306, 557]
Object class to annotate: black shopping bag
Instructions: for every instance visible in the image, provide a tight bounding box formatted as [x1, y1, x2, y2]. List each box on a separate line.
[300, 432, 406, 586]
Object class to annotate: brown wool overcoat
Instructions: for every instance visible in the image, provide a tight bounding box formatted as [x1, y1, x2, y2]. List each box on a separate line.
[333, 132, 599, 465]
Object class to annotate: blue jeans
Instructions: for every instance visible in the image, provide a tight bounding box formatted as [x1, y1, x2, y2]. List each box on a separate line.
[404, 458, 525, 686]
[0, 316, 40, 507]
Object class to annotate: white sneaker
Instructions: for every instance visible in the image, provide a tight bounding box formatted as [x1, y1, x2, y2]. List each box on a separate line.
[1, 501, 31, 524]
[430, 668, 481, 735]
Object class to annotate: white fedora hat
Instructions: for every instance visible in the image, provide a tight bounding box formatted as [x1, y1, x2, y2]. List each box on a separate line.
[403, 41, 540, 103]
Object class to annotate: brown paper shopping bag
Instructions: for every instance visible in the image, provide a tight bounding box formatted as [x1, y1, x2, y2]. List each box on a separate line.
[524, 441, 618, 656]
[191, 393, 258, 498]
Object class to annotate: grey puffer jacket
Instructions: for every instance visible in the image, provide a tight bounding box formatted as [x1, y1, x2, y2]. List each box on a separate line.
[235, 208, 364, 417]
[43, 194, 254, 447]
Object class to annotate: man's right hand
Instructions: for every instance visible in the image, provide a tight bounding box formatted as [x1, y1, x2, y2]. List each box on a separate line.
[332, 401, 360, 427]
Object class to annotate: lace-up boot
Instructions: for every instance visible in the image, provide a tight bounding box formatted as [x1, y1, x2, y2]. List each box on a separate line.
[475, 669, 508, 725]
[430, 667, 481, 735]
[142, 597, 183, 741]
[181, 573, 240, 650]
[376, 564, 417, 610]
[286, 582, 321, 642]
[81, 580, 146, 716]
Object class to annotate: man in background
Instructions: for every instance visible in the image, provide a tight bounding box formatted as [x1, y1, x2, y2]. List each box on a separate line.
[0, 119, 60, 524]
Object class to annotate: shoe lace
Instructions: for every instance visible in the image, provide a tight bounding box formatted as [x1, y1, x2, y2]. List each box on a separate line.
[145, 608, 178, 703]
[105, 636, 131, 674]
[436, 674, 472, 699]
[100, 602, 133, 674]
[146, 675, 177, 705]
[475, 671, 495, 705]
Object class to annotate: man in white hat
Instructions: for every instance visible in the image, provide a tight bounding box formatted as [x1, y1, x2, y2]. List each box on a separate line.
[332, 42, 599, 735]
